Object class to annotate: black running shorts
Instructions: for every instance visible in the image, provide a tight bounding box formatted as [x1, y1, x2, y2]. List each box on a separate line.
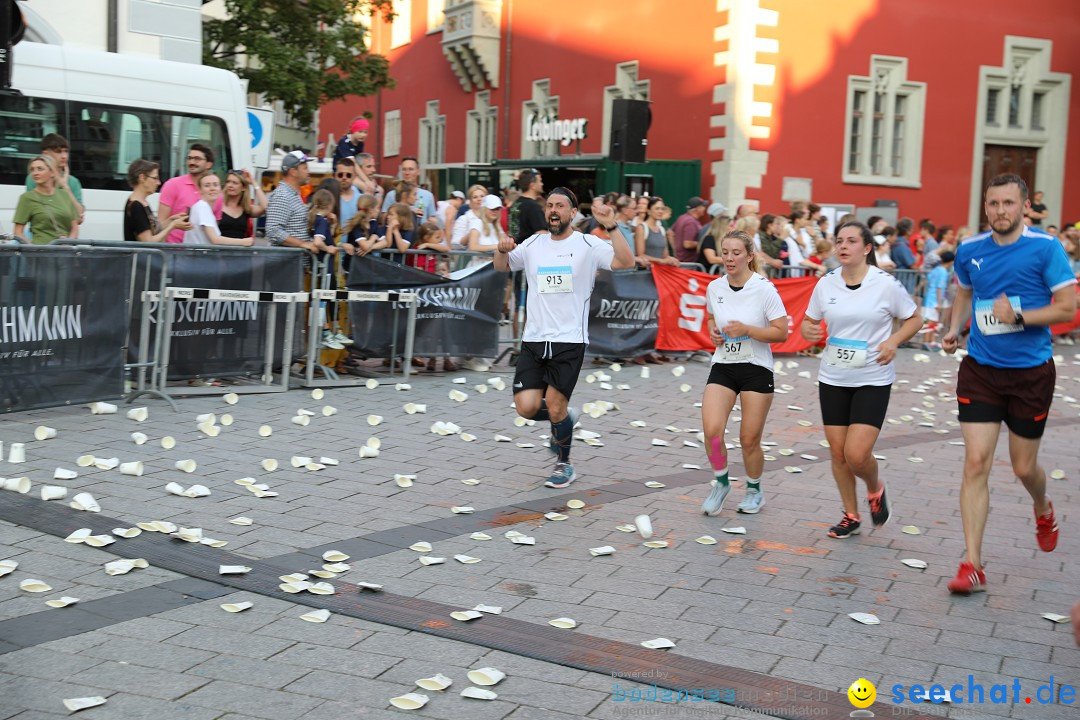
[956, 356, 1055, 439]
[706, 362, 775, 394]
[513, 341, 587, 401]
[818, 382, 891, 429]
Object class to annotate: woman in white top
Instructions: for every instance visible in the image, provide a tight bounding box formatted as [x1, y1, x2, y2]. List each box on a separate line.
[700, 230, 790, 517]
[801, 221, 922, 539]
[450, 184, 488, 250]
[467, 194, 506, 267]
[183, 174, 253, 246]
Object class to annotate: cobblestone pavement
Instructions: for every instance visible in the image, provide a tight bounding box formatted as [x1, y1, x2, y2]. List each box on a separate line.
[0, 347, 1078, 719]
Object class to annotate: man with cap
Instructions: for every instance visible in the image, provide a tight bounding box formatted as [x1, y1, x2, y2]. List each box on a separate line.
[333, 118, 369, 168]
[672, 196, 710, 264]
[265, 150, 320, 254]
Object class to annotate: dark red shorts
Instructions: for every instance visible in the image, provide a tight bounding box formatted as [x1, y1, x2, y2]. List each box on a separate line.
[956, 356, 1055, 439]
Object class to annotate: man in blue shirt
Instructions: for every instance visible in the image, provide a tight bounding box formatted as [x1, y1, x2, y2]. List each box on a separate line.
[942, 173, 1077, 595]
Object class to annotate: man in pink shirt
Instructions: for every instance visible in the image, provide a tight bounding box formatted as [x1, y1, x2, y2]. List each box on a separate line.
[672, 196, 709, 264]
[159, 143, 222, 243]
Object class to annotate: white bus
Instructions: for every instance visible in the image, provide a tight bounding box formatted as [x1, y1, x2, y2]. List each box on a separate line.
[0, 41, 249, 241]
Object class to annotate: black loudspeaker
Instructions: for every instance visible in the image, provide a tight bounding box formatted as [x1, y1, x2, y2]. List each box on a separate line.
[609, 98, 651, 164]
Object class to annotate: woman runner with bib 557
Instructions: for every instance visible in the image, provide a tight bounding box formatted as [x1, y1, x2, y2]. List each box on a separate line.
[700, 230, 789, 516]
[801, 222, 923, 538]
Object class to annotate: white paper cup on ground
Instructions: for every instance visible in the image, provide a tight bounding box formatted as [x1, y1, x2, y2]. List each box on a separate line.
[223, 392, 239, 405]
[62, 697, 107, 712]
[198, 422, 220, 437]
[53, 468, 77, 480]
[76, 454, 95, 467]
[3, 477, 31, 493]
[258, 425, 272, 437]
[367, 414, 383, 426]
[634, 514, 654, 539]
[130, 432, 148, 445]
[127, 407, 149, 422]
[359, 446, 379, 458]
[174, 459, 197, 473]
[311, 388, 325, 400]
[19, 578, 52, 593]
[34, 426, 57, 440]
[290, 455, 312, 468]
[290, 415, 310, 427]
[195, 413, 216, 424]
[7, 442, 26, 463]
[45, 596, 80, 608]
[161, 436, 176, 449]
[416, 673, 453, 690]
[261, 458, 279, 472]
[120, 461, 144, 477]
[449, 389, 468, 402]
[322, 405, 337, 416]
[404, 403, 427, 414]
[300, 608, 331, 623]
[461, 687, 498, 700]
[70, 492, 99, 511]
[88, 401, 117, 414]
[93, 457, 119, 470]
[40, 485, 67, 501]
[221, 601, 253, 613]
[466, 667, 506, 686]
[389, 693, 429, 710]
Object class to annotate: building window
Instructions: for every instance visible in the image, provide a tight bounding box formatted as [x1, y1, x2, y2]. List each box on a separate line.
[427, 0, 445, 33]
[391, 0, 411, 49]
[383, 109, 401, 157]
[1008, 85, 1022, 127]
[521, 79, 559, 160]
[842, 55, 926, 188]
[466, 90, 497, 163]
[985, 88, 1000, 125]
[848, 90, 864, 174]
[1031, 91, 1045, 130]
[602, 61, 650, 156]
[418, 100, 445, 166]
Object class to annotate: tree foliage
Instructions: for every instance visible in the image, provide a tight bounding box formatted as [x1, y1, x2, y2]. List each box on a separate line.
[204, 0, 395, 129]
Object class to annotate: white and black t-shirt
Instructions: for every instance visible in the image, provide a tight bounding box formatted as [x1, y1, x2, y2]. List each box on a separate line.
[183, 200, 218, 245]
[707, 274, 788, 370]
[806, 266, 918, 387]
[508, 231, 614, 344]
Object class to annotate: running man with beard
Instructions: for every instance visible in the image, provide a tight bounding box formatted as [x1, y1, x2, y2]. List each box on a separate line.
[942, 173, 1077, 594]
[494, 189, 636, 487]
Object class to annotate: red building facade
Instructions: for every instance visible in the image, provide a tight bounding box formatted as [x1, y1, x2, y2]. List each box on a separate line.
[320, 0, 1079, 228]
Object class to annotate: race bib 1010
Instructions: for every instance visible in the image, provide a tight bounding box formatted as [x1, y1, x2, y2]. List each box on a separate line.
[974, 297, 1022, 335]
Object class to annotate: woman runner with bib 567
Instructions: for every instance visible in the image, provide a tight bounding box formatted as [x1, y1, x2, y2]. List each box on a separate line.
[801, 222, 923, 538]
[701, 230, 789, 516]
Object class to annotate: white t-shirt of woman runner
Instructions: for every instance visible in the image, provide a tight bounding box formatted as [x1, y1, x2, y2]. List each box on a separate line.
[508, 231, 614, 344]
[707, 274, 788, 370]
[806, 266, 917, 387]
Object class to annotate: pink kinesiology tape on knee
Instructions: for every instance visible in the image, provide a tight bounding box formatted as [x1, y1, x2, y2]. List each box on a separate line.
[706, 436, 727, 471]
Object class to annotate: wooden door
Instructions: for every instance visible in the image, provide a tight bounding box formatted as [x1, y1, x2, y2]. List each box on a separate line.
[982, 144, 1038, 194]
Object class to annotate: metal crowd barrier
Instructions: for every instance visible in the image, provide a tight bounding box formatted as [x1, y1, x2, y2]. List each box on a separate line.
[52, 240, 177, 410]
[305, 251, 418, 385]
[54, 239, 307, 400]
[141, 287, 307, 397]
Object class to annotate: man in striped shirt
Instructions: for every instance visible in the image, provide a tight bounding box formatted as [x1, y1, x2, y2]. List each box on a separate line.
[265, 151, 319, 253]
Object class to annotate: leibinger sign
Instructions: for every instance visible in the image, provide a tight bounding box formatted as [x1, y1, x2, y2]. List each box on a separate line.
[526, 113, 588, 146]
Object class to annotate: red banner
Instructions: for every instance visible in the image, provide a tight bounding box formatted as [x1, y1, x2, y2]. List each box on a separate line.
[651, 264, 821, 354]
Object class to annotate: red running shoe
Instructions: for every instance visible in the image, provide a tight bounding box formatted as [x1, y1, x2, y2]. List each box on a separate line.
[1035, 501, 1058, 552]
[947, 561, 986, 594]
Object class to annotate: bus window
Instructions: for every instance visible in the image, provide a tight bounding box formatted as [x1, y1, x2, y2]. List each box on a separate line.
[0, 95, 62, 186]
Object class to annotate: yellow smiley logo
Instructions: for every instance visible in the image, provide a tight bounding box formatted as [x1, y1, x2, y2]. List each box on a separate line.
[848, 678, 876, 708]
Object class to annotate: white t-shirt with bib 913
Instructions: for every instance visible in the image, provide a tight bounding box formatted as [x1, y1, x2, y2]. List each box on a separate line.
[508, 231, 614, 344]
[806, 266, 917, 387]
[707, 274, 788, 370]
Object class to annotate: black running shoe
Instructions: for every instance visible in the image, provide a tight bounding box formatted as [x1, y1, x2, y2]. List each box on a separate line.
[828, 513, 861, 539]
[868, 482, 891, 527]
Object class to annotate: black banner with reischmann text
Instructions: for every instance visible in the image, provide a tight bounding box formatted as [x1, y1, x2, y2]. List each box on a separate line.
[0, 247, 131, 412]
[133, 247, 304, 379]
[586, 269, 660, 357]
[347, 255, 505, 357]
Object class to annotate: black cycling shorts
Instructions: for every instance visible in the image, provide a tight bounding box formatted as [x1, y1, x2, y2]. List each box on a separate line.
[818, 382, 891, 429]
[706, 363, 775, 394]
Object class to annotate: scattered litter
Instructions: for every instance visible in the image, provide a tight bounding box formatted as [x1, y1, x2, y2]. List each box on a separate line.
[848, 612, 880, 625]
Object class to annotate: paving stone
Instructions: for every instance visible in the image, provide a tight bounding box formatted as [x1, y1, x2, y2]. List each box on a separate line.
[165, 625, 296, 660]
[77, 636, 215, 672]
[268, 643, 401, 678]
[67, 660, 211, 700]
[185, 654, 312, 689]
[177, 680, 323, 720]
[0, 646, 102, 681]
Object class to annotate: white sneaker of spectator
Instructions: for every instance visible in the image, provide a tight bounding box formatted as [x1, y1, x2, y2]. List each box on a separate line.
[321, 331, 345, 350]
